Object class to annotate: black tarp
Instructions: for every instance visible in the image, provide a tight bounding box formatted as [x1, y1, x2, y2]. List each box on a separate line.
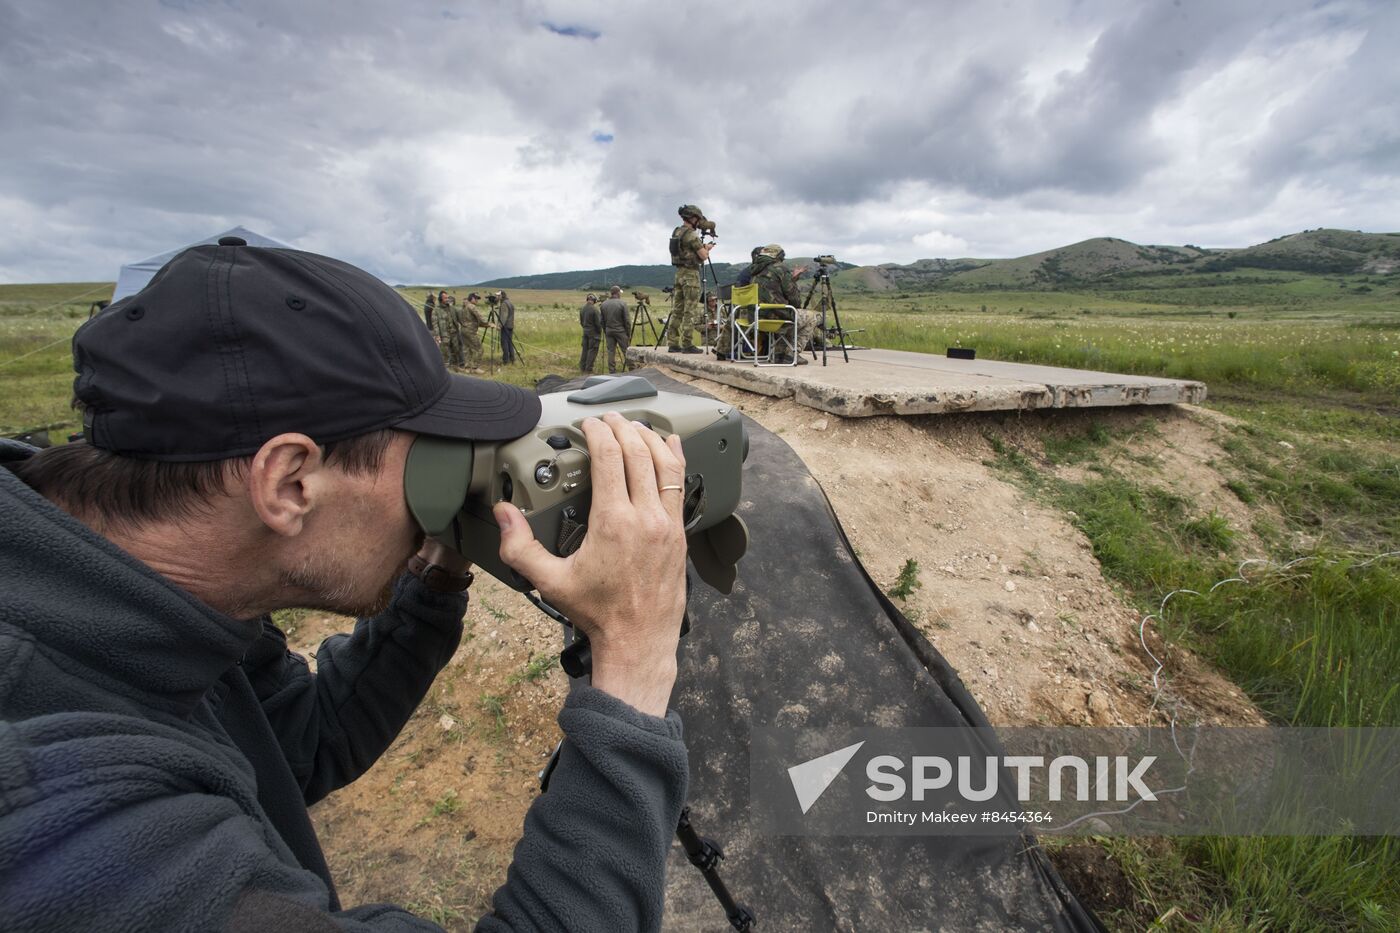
[539, 371, 1101, 932]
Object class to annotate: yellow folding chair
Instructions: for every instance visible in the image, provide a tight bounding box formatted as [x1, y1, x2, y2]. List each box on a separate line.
[729, 282, 797, 367]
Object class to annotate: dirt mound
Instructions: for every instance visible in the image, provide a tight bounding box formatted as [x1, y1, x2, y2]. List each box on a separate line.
[667, 374, 1263, 729]
[307, 379, 1262, 928]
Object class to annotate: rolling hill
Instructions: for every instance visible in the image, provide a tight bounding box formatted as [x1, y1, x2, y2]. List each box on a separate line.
[469, 229, 1399, 294]
[474, 263, 749, 291]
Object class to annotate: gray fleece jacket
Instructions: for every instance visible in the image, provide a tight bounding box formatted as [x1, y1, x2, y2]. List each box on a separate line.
[0, 441, 688, 931]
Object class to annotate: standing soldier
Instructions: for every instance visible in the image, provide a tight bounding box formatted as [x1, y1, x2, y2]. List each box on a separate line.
[421, 291, 435, 330]
[461, 292, 488, 372]
[497, 290, 517, 364]
[444, 293, 466, 368]
[599, 285, 631, 373]
[431, 293, 457, 368]
[578, 294, 603, 373]
[665, 204, 711, 354]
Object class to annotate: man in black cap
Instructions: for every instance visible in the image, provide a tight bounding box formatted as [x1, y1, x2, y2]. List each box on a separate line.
[0, 238, 691, 931]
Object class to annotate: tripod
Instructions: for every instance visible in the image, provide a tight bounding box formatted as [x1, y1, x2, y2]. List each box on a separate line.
[529, 592, 756, 932]
[801, 267, 851, 365]
[484, 304, 524, 368]
[630, 294, 661, 346]
[699, 242, 723, 351]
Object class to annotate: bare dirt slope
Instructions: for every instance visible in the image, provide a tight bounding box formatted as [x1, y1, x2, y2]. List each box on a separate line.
[306, 376, 1263, 928]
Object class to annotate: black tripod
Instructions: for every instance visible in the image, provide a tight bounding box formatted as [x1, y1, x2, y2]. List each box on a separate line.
[653, 287, 674, 349]
[630, 294, 661, 346]
[800, 266, 851, 365]
[528, 591, 755, 932]
[699, 243, 723, 350]
[484, 303, 525, 368]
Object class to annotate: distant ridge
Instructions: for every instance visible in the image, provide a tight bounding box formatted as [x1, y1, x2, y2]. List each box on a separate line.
[471, 229, 1399, 293]
[475, 263, 748, 291]
[824, 229, 1399, 292]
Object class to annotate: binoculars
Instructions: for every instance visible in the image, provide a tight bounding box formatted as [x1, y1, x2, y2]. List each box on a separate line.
[404, 376, 750, 595]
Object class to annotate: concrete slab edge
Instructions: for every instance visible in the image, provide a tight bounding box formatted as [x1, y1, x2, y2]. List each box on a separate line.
[626, 348, 1207, 416]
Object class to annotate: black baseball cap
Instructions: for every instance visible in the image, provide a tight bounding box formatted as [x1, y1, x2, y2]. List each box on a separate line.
[73, 237, 540, 460]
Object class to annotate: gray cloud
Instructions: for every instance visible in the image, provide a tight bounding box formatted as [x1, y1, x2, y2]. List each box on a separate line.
[0, 0, 1395, 284]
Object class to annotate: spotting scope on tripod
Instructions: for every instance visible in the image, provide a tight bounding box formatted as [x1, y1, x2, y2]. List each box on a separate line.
[800, 256, 851, 364]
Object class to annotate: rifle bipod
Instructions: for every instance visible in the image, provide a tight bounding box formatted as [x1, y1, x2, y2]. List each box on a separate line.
[528, 593, 757, 931]
[677, 806, 756, 931]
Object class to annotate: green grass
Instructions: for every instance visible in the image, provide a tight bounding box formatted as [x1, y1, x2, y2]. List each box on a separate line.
[842, 306, 1399, 399]
[1093, 835, 1400, 931]
[886, 558, 922, 600]
[1043, 420, 1115, 464]
[507, 652, 559, 686]
[477, 694, 507, 739]
[984, 384, 1398, 928]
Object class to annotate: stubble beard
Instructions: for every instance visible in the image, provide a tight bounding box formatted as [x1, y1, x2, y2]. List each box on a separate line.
[280, 529, 424, 618]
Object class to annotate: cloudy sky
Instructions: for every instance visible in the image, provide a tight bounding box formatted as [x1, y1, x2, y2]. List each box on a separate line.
[1, 0, 1396, 284]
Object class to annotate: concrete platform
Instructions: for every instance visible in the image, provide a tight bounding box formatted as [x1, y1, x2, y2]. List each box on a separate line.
[626, 346, 1206, 417]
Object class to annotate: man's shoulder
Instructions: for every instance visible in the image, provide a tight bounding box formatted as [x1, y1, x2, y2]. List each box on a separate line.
[0, 703, 257, 816]
[0, 705, 338, 931]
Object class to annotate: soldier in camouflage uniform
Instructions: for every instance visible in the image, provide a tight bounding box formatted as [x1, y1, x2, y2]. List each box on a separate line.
[444, 293, 467, 367]
[461, 293, 488, 371]
[432, 294, 462, 368]
[665, 204, 712, 353]
[747, 244, 817, 364]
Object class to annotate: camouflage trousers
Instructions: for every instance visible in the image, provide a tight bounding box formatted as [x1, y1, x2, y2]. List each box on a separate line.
[462, 324, 482, 367]
[714, 308, 733, 356]
[665, 268, 703, 348]
[756, 307, 819, 358]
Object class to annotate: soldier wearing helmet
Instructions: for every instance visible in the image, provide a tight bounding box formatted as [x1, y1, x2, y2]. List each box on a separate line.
[665, 204, 712, 354]
[743, 244, 817, 365]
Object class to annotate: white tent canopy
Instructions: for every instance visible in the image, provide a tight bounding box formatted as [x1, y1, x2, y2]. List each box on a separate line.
[111, 226, 294, 301]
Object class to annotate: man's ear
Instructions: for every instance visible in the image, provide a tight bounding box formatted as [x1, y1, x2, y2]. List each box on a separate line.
[247, 434, 325, 536]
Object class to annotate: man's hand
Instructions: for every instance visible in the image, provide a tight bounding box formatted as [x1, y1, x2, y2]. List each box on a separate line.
[493, 413, 687, 716]
[792, 264, 808, 279]
[415, 537, 472, 576]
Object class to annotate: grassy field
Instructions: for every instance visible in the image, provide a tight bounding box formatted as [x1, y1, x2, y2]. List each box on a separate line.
[2, 274, 1397, 930]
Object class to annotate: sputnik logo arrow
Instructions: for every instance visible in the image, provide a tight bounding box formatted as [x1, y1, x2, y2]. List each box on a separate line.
[787, 741, 865, 814]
